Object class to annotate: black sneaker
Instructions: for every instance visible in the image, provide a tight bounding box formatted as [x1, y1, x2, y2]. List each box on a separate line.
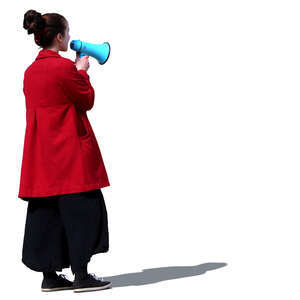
[41, 274, 73, 292]
[72, 273, 112, 293]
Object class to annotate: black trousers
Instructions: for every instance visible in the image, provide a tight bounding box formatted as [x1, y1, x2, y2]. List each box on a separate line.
[21, 189, 109, 275]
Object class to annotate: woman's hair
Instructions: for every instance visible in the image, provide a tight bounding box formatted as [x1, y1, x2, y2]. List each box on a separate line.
[23, 10, 67, 48]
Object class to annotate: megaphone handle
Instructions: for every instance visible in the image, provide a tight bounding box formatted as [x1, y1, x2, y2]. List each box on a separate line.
[78, 51, 87, 58]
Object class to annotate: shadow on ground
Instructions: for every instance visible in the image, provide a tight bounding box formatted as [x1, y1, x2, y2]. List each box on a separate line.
[102, 262, 227, 288]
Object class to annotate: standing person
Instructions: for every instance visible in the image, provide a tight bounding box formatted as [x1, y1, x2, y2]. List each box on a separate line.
[20, 9, 112, 293]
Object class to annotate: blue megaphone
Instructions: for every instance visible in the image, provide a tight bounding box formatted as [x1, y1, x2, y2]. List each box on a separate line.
[70, 40, 111, 65]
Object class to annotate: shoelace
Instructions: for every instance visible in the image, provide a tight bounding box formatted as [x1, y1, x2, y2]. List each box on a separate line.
[90, 273, 104, 281]
[58, 274, 69, 280]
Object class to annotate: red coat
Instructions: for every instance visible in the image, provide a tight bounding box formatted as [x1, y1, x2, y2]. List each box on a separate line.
[18, 49, 110, 199]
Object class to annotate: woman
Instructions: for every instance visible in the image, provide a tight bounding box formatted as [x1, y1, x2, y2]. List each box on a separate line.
[20, 10, 112, 293]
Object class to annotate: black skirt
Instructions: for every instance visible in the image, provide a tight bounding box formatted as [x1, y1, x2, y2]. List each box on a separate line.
[21, 189, 109, 274]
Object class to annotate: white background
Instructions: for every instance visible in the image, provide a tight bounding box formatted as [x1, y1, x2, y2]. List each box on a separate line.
[0, 0, 299, 298]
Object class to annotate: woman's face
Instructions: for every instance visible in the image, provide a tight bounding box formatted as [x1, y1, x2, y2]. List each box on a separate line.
[58, 21, 70, 51]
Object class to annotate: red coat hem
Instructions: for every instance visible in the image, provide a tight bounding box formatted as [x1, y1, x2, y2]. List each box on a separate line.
[18, 182, 110, 200]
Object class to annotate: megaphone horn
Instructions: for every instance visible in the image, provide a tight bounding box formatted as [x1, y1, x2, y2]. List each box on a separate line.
[70, 40, 111, 65]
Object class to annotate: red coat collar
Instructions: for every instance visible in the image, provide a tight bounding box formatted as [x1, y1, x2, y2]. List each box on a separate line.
[35, 49, 61, 60]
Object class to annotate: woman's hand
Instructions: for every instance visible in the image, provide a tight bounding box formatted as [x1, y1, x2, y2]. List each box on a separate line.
[75, 52, 90, 72]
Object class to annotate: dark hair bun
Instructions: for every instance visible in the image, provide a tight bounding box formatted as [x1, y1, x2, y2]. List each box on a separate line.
[23, 9, 46, 34]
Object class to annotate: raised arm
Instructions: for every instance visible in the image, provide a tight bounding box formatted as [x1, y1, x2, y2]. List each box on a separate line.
[59, 59, 95, 111]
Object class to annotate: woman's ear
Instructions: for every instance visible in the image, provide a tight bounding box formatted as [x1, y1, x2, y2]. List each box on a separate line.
[57, 32, 63, 42]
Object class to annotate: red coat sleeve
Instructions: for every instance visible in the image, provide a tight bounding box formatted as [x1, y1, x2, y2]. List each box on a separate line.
[60, 59, 95, 111]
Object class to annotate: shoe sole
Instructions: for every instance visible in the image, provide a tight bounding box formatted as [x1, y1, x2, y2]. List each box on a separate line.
[73, 282, 112, 293]
[41, 286, 74, 292]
